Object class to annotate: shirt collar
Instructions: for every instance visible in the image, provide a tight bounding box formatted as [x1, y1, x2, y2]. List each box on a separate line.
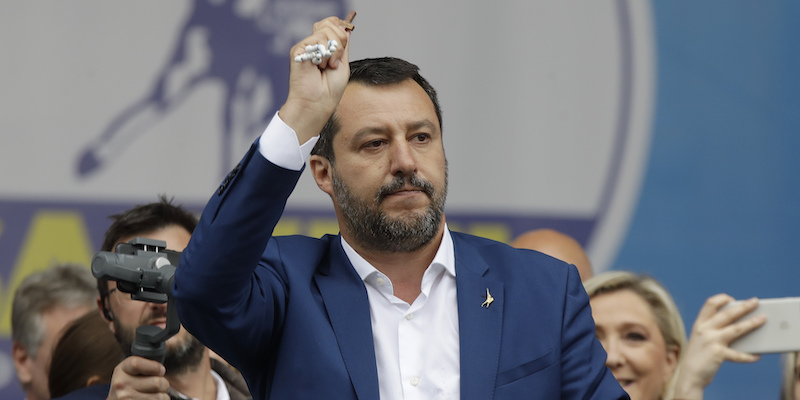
[169, 368, 229, 400]
[342, 224, 456, 282]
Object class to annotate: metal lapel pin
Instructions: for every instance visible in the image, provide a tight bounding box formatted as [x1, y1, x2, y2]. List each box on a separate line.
[481, 288, 494, 308]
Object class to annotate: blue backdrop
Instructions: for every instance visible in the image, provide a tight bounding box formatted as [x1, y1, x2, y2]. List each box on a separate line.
[616, 1, 800, 398]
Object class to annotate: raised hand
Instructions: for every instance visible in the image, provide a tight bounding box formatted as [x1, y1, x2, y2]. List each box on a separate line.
[673, 294, 765, 400]
[279, 13, 355, 144]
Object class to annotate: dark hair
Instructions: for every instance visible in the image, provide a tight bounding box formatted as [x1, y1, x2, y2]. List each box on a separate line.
[97, 195, 197, 319]
[100, 195, 197, 252]
[48, 311, 125, 397]
[310, 57, 443, 164]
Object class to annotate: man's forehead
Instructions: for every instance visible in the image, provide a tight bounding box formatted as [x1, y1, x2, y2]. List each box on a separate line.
[336, 81, 439, 131]
[115, 226, 191, 252]
[340, 79, 429, 102]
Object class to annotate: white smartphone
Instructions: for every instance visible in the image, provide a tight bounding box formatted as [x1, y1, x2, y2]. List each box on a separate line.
[727, 296, 800, 354]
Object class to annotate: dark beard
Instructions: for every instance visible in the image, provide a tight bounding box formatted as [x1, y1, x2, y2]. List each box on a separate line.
[162, 333, 205, 375]
[332, 166, 447, 253]
[113, 318, 205, 375]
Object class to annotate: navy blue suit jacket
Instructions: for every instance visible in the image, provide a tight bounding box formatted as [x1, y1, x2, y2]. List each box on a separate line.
[173, 142, 627, 399]
[51, 384, 109, 400]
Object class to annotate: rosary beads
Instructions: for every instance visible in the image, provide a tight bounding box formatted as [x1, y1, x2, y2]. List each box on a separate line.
[294, 40, 339, 65]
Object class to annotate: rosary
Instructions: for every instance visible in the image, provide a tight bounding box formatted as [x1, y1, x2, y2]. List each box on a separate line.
[293, 11, 356, 65]
[294, 41, 339, 65]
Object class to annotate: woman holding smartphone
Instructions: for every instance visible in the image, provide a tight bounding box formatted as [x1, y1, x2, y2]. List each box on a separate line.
[584, 271, 765, 400]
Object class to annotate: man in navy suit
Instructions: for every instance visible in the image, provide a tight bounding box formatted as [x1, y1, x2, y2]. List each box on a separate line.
[172, 15, 628, 400]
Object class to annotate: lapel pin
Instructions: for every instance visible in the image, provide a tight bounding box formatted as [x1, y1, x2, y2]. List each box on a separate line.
[481, 288, 494, 308]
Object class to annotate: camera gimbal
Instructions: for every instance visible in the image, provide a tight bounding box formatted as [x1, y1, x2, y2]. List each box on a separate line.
[91, 237, 180, 363]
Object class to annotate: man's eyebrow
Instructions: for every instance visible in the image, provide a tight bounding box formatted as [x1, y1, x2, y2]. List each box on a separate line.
[353, 126, 386, 140]
[351, 120, 438, 143]
[351, 127, 389, 143]
[407, 120, 437, 133]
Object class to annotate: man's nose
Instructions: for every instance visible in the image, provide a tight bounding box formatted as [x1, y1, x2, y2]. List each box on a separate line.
[147, 301, 168, 312]
[390, 141, 417, 177]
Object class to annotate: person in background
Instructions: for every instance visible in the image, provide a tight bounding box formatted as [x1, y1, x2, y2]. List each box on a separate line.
[48, 311, 125, 398]
[584, 271, 684, 400]
[105, 196, 249, 399]
[511, 228, 594, 281]
[62, 196, 250, 399]
[584, 271, 765, 400]
[11, 264, 98, 400]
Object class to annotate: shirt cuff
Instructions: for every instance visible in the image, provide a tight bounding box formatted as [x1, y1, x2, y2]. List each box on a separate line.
[257, 112, 320, 171]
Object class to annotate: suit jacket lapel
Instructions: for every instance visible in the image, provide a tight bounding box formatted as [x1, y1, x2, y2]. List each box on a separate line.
[454, 236, 504, 400]
[314, 236, 379, 400]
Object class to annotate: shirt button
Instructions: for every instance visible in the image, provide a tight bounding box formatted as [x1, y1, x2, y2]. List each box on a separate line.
[376, 277, 386, 286]
[405, 313, 414, 320]
[410, 376, 420, 386]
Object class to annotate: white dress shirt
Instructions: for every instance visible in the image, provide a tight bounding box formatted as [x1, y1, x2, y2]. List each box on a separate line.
[172, 369, 230, 400]
[257, 113, 461, 399]
[342, 232, 460, 400]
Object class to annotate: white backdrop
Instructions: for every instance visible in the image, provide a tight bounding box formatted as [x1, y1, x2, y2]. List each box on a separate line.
[0, 0, 654, 397]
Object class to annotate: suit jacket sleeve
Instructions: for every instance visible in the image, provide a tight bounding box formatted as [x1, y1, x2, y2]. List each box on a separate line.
[173, 140, 301, 374]
[560, 265, 629, 399]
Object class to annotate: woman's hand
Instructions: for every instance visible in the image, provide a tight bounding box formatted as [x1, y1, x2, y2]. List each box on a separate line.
[672, 294, 765, 400]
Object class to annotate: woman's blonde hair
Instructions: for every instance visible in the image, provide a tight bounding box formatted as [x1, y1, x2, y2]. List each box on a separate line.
[584, 271, 687, 400]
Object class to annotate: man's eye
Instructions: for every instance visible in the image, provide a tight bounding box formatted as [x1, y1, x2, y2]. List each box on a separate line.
[413, 133, 430, 142]
[364, 140, 383, 148]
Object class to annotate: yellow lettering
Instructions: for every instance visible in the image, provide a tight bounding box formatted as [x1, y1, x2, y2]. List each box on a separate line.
[467, 223, 512, 243]
[447, 222, 463, 233]
[308, 219, 339, 239]
[0, 212, 94, 336]
[273, 218, 301, 236]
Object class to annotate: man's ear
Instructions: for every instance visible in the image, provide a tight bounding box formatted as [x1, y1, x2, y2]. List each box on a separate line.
[309, 155, 334, 196]
[12, 341, 33, 386]
[85, 374, 102, 387]
[96, 296, 115, 333]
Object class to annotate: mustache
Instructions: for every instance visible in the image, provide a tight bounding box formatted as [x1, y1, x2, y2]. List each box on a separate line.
[377, 174, 435, 203]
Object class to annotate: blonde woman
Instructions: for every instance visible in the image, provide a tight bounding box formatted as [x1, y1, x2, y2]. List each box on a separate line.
[585, 271, 764, 400]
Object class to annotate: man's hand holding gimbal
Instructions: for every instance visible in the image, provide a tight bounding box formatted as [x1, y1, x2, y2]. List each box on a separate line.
[106, 356, 169, 400]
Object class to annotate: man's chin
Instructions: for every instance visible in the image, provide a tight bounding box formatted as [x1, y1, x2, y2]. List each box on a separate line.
[164, 328, 188, 349]
[163, 332, 206, 374]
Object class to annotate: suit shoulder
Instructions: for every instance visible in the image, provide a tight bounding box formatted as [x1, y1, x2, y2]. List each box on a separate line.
[451, 231, 573, 279]
[268, 234, 334, 259]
